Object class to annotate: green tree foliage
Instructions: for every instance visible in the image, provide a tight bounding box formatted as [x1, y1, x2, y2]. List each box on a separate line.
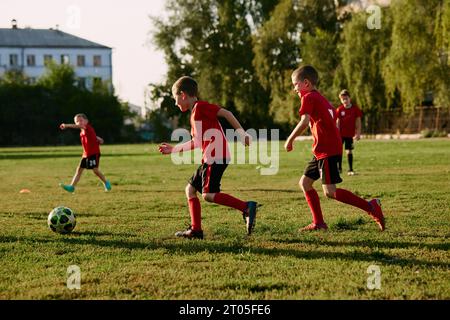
[339, 9, 392, 111]
[150, 0, 276, 130]
[383, 0, 448, 113]
[150, 0, 449, 133]
[0, 63, 124, 146]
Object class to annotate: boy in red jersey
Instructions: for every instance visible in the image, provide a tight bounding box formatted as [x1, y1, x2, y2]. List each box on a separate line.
[336, 90, 363, 176]
[284, 66, 385, 231]
[59, 113, 111, 193]
[158, 76, 258, 239]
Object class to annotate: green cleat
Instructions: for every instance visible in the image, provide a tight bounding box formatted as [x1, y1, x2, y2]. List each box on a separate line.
[104, 180, 112, 192]
[59, 183, 75, 193]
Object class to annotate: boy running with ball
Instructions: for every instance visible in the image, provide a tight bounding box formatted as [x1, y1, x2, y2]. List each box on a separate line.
[59, 113, 111, 193]
[284, 66, 385, 232]
[159, 76, 258, 239]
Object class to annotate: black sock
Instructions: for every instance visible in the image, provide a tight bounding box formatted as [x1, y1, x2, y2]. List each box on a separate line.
[348, 154, 353, 171]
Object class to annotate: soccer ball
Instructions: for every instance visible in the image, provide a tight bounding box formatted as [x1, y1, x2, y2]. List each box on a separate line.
[48, 206, 77, 234]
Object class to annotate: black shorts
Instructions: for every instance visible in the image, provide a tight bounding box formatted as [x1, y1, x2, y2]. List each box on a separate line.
[304, 155, 343, 185]
[342, 137, 354, 150]
[189, 162, 228, 194]
[80, 154, 100, 169]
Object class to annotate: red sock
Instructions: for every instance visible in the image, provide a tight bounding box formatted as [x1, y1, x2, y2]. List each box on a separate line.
[188, 198, 202, 231]
[305, 189, 325, 225]
[334, 188, 371, 212]
[213, 193, 248, 212]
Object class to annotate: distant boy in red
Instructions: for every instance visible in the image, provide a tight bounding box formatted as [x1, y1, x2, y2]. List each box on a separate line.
[158, 76, 258, 239]
[59, 113, 111, 193]
[336, 90, 363, 175]
[284, 66, 385, 231]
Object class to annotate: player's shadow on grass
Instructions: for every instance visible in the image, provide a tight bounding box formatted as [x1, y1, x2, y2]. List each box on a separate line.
[274, 237, 449, 251]
[2, 235, 447, 269]
[0, 153, 152, 160]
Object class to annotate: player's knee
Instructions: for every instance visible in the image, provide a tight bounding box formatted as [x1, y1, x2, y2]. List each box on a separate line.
[202, 193, 214, 202]
[299, 176, 312, 192]
[185, 184, 196, 198]
[323, 189, 336, 199]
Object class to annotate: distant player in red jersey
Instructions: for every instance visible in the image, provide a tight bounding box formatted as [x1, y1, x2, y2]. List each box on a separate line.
[59, 113, 111, 193]
[336, 90, 363, 176]
[158, 76, 258, 239]
[284, 66, 385, 231]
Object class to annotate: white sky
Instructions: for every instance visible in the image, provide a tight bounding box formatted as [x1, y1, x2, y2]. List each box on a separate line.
[0, 0, 168, 107]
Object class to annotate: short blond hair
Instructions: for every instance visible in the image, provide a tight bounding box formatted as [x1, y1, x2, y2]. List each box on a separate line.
[74, 113, 88, 121]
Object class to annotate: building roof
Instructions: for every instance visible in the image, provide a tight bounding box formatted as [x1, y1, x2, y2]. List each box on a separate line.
[0, 28, 111, 49]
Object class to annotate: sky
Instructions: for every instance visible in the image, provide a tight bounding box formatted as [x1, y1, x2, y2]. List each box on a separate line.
[0, 0, 168, 107]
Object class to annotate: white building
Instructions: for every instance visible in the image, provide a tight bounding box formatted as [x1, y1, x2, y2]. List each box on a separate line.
[0, 20, 112, 90]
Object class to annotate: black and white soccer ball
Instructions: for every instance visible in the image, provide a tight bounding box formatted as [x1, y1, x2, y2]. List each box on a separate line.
[48, 206, 77, 234]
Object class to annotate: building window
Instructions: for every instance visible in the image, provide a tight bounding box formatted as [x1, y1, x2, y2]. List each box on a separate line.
[78, 77, 86, 89]
[61, 54, 70, 65]
[44, 55, 53, 66]
[77, 55, 85, 67]
[93, 55, 102, 67]
[9, 54, 18, 66]
[27, 55, 36, 66]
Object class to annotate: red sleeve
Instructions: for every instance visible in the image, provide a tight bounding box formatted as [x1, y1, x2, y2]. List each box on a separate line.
[336, 106, 343, 119]
[196, 104, 220, 121]
[299, 95, 314, 116]
[193, 104, 220, 121]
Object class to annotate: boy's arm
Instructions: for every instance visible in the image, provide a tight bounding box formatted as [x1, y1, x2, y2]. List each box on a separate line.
[159, 140, 196, 155]
[217, 109, 251, 146]
[355, 117, 361, 141]
[60, 123, 83, 130]
[336, 118, 341, 130]
[284, 114, 310, 152]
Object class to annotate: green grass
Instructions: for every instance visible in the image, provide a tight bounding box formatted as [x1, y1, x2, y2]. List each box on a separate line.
[0, 139, 449, 300]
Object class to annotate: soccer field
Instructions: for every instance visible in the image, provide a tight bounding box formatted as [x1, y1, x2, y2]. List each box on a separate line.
[0, 139, 449, 300]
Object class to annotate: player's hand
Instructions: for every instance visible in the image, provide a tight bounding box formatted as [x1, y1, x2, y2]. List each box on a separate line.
[242, 133, 252, 146]
[284, 139, 294, 152]
[355, 134, 361, 141]
[97, 137, 104, 145]
[158, 143, 173, 155]
[59, 123, 66, 130]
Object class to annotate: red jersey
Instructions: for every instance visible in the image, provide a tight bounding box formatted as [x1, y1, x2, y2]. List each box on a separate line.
[80, 124, 100, 157]
[336, 104, 363, 138]
[299, 90, 342, 160]
[191, 101, 230, 164]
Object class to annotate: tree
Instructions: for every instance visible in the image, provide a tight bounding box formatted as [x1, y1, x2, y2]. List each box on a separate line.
[252, 0, 345, 125]
[383, 0, 446, 113]
[150, 0, 274, 130]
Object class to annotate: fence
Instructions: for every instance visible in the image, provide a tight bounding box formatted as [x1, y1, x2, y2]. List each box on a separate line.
[363, 106, 450, 135]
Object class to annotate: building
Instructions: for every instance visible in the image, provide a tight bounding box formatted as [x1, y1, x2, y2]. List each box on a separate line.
[0, 19, 112, 90]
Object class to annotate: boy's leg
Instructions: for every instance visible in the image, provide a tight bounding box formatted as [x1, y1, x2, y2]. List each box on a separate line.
[203, 193, 247, 212]
[320, 155, 385, 231]
[93, 167, 112, 191]
[202, 162, 257, 234]
[347, 150, 354, 173]
[60, 166, 84, 193]
[93, 167, 107, 184]
[175, 166, 204, 239]
[186, 184, 202, 232]
[300, 175, 327, 230]
[70, 166, 84, 187]
[300, 157, 327, 231]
